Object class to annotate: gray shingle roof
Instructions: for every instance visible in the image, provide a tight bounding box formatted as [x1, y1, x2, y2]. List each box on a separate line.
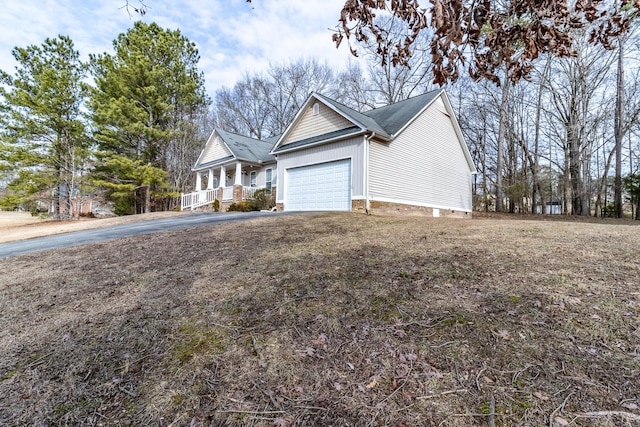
[200, 90, 445, 163]
[271, 126, 361, 154]
[216, 129, 276, 164]
[313, 89, 441, 138]
[364, 90, 441, 135]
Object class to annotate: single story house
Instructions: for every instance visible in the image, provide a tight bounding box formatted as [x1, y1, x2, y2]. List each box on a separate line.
[182, 129, 278, 209]
[182, 89, 477, 217]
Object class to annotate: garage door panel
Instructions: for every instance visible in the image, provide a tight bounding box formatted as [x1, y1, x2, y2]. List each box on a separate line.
[285, 159, 351, 211]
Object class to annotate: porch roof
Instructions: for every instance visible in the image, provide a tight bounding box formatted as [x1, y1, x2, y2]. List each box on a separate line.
[194, 155, 235, 171]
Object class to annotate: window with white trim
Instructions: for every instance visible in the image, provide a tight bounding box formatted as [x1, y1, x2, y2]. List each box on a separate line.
[250, 171, 257, 187]
[265, 168, 272, 191]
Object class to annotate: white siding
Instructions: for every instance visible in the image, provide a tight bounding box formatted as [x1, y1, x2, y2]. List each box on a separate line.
[282, 103, 353, 145]
[198, 135, 232, 166]
[276, 136, 365, 202]
[259, 165, 276, 189]
[369, 97, 473, 212]
[237, 165, 277, 188]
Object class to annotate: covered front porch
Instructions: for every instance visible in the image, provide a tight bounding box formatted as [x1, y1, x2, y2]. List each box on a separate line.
[180, 161, 271, 211]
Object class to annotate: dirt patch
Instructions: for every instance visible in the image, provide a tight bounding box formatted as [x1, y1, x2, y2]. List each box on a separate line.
[0, 213, 639, 426]
[0, 211, 191, 243]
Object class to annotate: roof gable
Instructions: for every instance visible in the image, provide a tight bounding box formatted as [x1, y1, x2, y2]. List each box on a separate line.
[271, 92, 390, 154]
[194, 129, 276, 171]
[193, 130, 233, 170]
[280, 98, 356, 146]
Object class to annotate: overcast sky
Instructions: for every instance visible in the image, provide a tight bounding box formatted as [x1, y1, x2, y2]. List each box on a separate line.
[1, 0, 358, 95]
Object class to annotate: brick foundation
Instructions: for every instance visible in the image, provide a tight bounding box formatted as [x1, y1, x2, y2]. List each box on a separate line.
[369, 200, 472, 218]
[351, 199, 366, 213]
[274, 199, 471, 218]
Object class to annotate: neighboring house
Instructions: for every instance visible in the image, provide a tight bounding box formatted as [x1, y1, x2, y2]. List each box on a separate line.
[183, 129, 278, 210]
[46, 186, 114, 218]
[183, 89, 477, 217]
[535, 199, 563, 215]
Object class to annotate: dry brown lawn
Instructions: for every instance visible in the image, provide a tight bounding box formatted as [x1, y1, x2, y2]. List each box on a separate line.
[1, 213, 639, 426]
[0, 211, 190, 244]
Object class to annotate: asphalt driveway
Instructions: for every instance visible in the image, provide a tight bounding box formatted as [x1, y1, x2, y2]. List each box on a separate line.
[0, 211, 291, 258]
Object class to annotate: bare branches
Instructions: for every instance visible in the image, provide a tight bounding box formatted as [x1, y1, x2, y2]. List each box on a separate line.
[121, 0, 148, 17]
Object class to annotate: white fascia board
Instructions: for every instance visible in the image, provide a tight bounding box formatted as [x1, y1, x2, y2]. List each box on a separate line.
[312, 92, 370, 132]
[192, 129, 217, 171]
[390, 89, 444, 139]
[272, 130, 366, 155]
[439, 91, 477, 174]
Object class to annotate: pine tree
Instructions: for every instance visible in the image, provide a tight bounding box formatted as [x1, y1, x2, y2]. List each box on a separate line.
[0, 36, 89, 219]
[89, 21, 209, 213]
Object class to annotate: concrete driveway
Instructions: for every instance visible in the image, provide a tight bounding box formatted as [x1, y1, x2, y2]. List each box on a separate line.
[0, 211, 291, 258]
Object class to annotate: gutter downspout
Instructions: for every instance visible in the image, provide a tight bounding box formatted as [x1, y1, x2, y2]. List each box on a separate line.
[364, 132, 376, 214]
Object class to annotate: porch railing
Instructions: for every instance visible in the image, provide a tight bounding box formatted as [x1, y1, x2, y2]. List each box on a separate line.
[243, 186, 263, 199]
[180, 188, 218, 211]
[181, 186, 268, 210]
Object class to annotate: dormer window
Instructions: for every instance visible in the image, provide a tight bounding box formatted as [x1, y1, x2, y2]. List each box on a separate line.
[313, 103, 320, 116]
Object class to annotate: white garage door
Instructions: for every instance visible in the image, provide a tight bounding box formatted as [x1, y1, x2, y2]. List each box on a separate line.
[285, 159, 351, 211]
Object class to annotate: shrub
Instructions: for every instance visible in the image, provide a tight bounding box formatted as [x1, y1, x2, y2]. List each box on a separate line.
[249, 189, 275, 211]
[226, 190, 275, 212]
[227, 201, 253, 212]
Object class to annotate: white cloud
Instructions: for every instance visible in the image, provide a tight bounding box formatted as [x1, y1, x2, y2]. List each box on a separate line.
[0, 0, 361, 95]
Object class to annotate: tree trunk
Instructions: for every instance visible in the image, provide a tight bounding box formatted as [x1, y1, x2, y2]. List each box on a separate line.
[533, 58, 551, 214]
[145, 185, 151, 214]
[563, 143, 571, 214]
[495, 76, 511, 212]
[482, 115, 489, 212]
[568, 125, 585, 215]
[614, 38, 624, 218]
[595, 144, 615, 218]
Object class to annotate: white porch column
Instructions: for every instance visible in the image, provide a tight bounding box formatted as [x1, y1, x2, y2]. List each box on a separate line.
[207, 169, 214, 190]
[235, 162, 242, 185]
[220, 165, 226, 186]
[195, 171, 202, 191]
